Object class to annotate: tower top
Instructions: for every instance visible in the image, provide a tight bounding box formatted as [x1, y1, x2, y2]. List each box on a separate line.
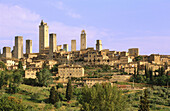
[81, 30, 86, 34]
[41, 20, 44, 25]
[40, 20, 47, 25]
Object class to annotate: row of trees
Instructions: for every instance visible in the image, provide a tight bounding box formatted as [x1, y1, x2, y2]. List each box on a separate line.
[49, 79, 72, 105]
[0, 70, 24, 94]
[131, 65, 169, 86]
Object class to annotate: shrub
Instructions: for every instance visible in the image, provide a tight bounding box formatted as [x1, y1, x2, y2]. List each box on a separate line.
[30, 93, 40, 100]
[54, 101, 63, 109]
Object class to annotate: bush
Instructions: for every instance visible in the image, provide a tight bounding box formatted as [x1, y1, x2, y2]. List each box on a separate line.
[54, 101, 63, 109]
[43, 104, 53, 110]
[0, 96, 26, 111]
[56, 83, 63, 89]
[23, 78, 37, 86]
[30, 93, 40, 100]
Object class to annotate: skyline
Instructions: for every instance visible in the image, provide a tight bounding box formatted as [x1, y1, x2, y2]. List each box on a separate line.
[0, 0, 170, 55]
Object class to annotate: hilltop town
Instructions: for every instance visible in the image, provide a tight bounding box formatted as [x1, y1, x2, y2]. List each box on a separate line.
[0, 20, 170, 111]
[0, 20, 170, 83]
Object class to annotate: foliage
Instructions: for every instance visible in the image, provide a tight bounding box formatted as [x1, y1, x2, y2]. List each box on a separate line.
[139, 89, 149, 111]
[131, 66, 170, 86]
[54, 101, 63, 109]
[30, 93, 40, 100]
[18, 61, 23, 70]
[50, 64, 60, 73]
[79, 83, 127, 111]
[49, 86, 60, 104]
[23, 78, 37, 86]
[0, 61, 6, 70]
[134, 56, 143, 61]
[6, 83, 19, 94]
[56, 83, 64, 89]
[0, 96, 26, 111]
[36, 68, 52, 87]
[102, 65, 111, 72]
[42, 62, 49, 69]
[0, 71, 6, 89]
[66, 79, 73, 102]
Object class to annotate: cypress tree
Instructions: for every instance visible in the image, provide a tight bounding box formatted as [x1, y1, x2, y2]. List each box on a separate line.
[55, 90, 60, 103]
[149, 68, 153, 82]
[139, 89, 149, 111]
[134, 67, 137, 78]
[18, 61, 23, 70]
[49, 86, 56, 104]
[145, 66, 149, 78]
[66, 79, 72, 102]
[137, 63, 139, 75]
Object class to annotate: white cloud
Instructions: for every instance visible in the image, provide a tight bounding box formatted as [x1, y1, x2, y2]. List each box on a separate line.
[0, 3, 40, 52]
[49, 1, 81, 19]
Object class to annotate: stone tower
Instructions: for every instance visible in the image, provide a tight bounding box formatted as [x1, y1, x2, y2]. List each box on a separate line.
[26, 40, 32, 54]
[71, 40, 76, 51]
[49, 33, 57, 59]
[2, 47, 12, 58]
[128, 48, 139, 57]
[39, 20, 49, 53]
[80, 30, 86, 50]
[14, 36, 23, 59]
[63, 44, 68, 52]
[96, 40, 102, 51]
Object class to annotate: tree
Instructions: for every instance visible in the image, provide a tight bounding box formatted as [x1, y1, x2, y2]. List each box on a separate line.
[79, 83, 127, 111]
[102, 65, 111, 72]
[66, 79, 72, 102]
[0, 96, 26, 111]
[135, 56, 143, 62]
[36, 68, 52, 87]
[149, 68, 153, 82]
[139, 89, 149, 111]
[56, 83, 63, 89]
[145, 66, 149, 78]
[18, 61, 23, 70]
[49, 86, 60, 104]
[0, 71, 6, 89]
[134, 67, 137, 78]
[50, 64, 60, 73]
[42, 62, 49, 69]
[0, 61, 6, 71]
[49, 86, 56, 104]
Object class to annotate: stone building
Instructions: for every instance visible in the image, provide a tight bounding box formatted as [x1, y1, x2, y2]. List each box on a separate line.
[26, 40, 32, 54]
[128, 48, 139, 57]
[14, 36, 23, 59]
[71, 40, 76, 51]
[25, 68, 41, 79]
[83, 78, 108, 87]
[2, 47, 12, 58]
[39, 20, 49, 54]
[58, 64, 84, 82]
[80, 30, 86, 50]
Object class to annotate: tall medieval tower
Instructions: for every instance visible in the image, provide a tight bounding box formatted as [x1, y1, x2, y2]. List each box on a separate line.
[96, 40, 102, 51]
[26, 40, 32, 54]
[39, 20, 49, 53]
[14, 36, 23, 59]
[49, 33, 57, 59]
[71, 40, 76, 51]
[80, 30, 86, 50]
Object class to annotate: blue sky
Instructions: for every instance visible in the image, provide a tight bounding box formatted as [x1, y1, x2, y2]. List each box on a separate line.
[0, 0, 170, 55]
